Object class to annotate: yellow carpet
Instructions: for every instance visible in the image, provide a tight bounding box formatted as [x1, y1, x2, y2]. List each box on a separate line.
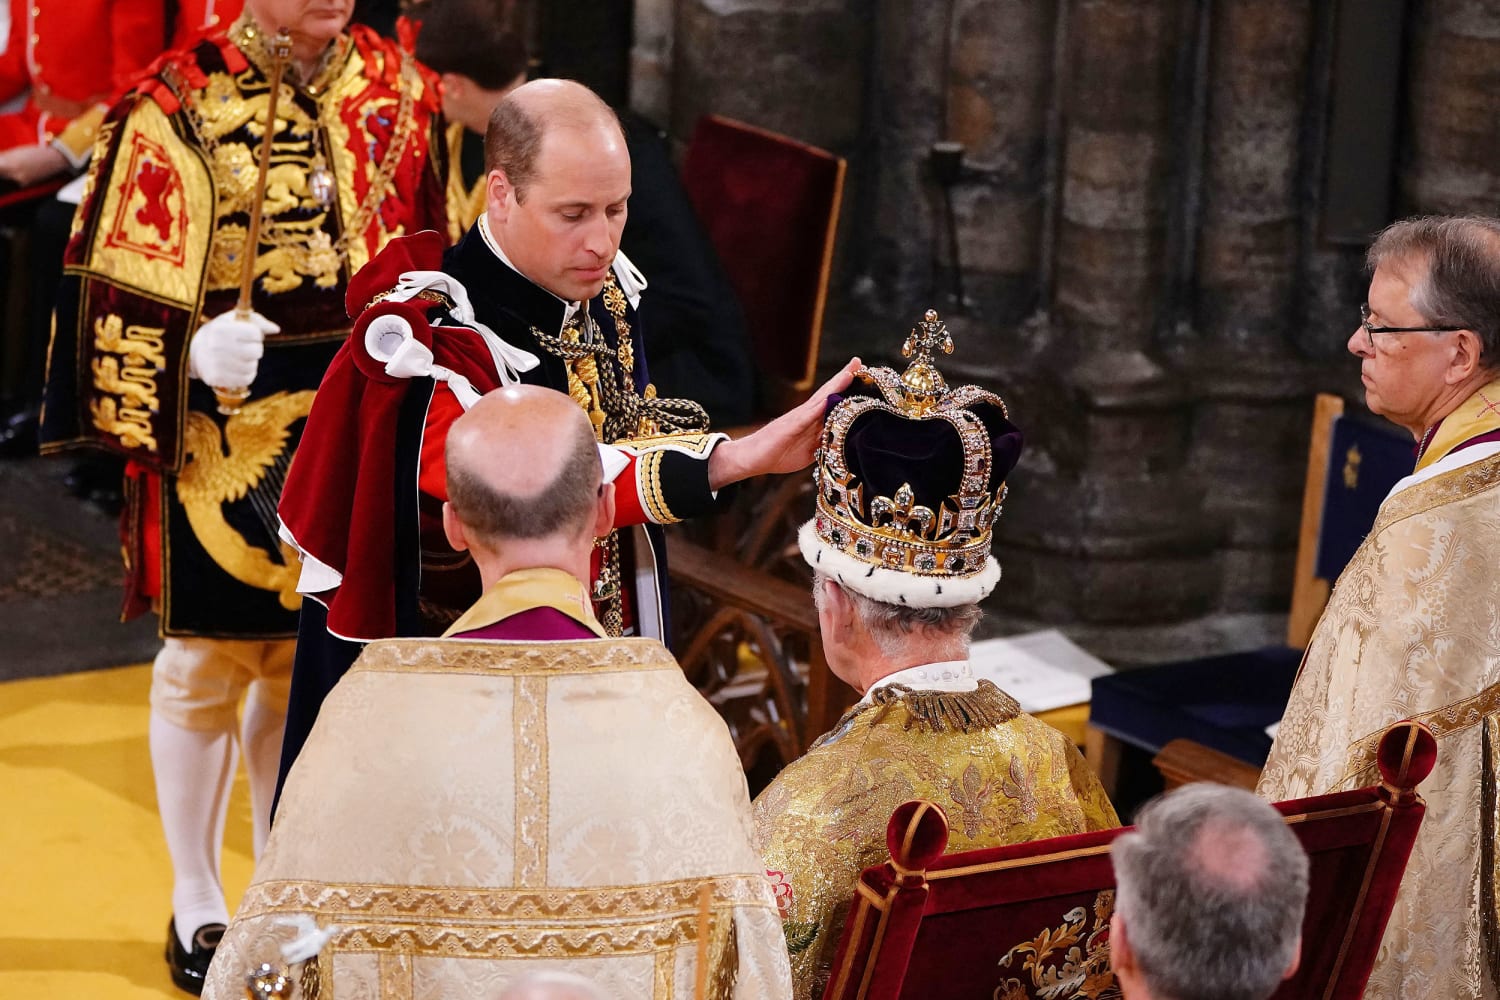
[0, 664, 254, 998]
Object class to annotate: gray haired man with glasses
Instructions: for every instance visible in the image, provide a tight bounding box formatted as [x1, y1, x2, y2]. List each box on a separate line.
[1259, 215, 1500, 998]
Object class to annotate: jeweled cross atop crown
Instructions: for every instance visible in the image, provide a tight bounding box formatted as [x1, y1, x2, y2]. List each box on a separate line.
[899, 309, 954, 410]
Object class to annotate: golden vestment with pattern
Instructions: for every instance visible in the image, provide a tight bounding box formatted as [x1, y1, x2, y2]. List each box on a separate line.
[753, 680, 1119, 1000]
[1259, 379, 1500, 999]
[204, 633, 792, 999]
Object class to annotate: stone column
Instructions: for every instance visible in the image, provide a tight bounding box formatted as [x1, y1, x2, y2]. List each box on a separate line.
[858, 1, 952, 316]
[1187, 0, 1316, 611]
[942, 0, 1058, 324]
[995, 0, 1222, 626]
[631, 0, 675, 127]
[669, 0, 870, 153]
[1400, 0, 1500, 213]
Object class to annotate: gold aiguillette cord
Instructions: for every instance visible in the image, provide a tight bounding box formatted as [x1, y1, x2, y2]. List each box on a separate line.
[212, 27, 293, 416]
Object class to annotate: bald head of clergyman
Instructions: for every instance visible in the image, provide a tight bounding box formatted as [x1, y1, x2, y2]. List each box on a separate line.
[442, 386, 614, 589]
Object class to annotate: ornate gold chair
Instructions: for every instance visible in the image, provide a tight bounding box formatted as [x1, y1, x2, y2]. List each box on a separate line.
[823, 721, 1434, 1000]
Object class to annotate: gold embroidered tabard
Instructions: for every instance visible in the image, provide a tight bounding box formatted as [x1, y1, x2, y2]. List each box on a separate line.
[40, 14, 451, 637]
[203, 636, 793, 999]
[753, 680, 1119, 1000]
[1259, 445, 1500, 999]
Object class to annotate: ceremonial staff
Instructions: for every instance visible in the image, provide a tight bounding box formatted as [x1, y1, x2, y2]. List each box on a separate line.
[212, 27, 293, 416]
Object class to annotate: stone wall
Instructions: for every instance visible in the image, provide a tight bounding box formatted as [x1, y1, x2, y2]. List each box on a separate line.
[644, 0, 1500, 627]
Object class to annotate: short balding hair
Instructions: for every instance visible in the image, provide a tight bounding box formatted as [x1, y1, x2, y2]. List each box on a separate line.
[484, 82, 622, 199]
[1113, 784, 1308, 1000]
[446, 412, 601, 543]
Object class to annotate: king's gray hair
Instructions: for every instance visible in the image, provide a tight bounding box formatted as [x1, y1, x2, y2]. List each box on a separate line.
[1112, 784, 1309, 1000]
[813, 573, 982, 656]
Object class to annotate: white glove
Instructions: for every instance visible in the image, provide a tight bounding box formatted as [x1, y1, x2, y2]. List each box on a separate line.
[187, 310, 279, 386]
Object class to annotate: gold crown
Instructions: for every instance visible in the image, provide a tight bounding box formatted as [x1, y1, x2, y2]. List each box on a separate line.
[801, 311, 1018, 606]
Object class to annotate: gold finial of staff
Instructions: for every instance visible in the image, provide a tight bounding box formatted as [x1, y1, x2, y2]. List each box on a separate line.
[213, 27, 294, 416]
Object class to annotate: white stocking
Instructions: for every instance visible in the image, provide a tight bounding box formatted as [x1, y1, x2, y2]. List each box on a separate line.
[240, 680, 287, 859]
[149, 708, 235, 949]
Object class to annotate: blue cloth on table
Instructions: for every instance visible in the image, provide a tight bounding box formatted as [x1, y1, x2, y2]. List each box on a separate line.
[1089, 646, 1303, 765]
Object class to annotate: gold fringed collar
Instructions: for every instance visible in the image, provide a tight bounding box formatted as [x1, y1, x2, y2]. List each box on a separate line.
[823, 679, 1021, 742]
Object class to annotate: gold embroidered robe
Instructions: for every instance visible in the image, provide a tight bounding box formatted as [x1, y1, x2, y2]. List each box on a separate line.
[203, 636, 793, 999]
[752, 681, 1119, 1000]
[1259, 398, 1500, 999]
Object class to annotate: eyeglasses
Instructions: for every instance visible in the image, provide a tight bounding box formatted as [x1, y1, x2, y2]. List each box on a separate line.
[1359, 302, 1463, 350]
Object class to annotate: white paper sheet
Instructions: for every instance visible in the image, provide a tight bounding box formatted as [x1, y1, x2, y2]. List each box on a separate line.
[968, 628, 1114, 714]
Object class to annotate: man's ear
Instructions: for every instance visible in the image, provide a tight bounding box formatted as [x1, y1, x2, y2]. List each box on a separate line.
[438, 71, 465, 101]
[442, 502, 469, 553]
[1281, 934, 1302, 981]
[822, 578, 858, 641]
[1109, 913, 1136, 975]
[486, 169, 515, 224]
[592, 481, 616, 540]
[1447, 329, 1485, 384]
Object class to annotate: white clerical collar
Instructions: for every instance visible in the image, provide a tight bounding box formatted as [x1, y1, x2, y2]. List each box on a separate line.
[477, 214, 584, 330]
[858, 659, 977, 706]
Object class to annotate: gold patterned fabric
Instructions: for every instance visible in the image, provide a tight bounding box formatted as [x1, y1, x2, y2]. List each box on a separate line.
[444, 121, 486, 244]
[1258, 444, 1500, 999]
[753, 680, 1118, 1000]
[204, 637, 792, 998]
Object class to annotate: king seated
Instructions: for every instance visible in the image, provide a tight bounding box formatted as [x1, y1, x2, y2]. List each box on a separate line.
[752, 312, 1120, 1000]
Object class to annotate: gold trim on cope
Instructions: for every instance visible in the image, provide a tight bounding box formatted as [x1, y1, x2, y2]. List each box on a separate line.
[349, 636, 678, 678]
[514, 673, 549, 889]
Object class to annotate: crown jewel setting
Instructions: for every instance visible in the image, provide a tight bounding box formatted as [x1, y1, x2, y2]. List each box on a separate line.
[811, 310, 1011, 581]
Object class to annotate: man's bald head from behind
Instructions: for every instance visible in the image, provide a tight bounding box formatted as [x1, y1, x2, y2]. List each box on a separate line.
[485, 78, 624, 199]
[446, 386, 602, 547]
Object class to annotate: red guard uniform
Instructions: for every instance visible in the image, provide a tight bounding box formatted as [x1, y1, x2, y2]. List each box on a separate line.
[0, 0, 167, 148]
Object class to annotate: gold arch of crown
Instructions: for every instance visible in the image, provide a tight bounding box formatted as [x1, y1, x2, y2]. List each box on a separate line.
[812, 310, 1010, 578]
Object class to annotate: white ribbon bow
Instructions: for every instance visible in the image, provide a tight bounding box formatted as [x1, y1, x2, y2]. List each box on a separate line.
[364, 313, 484, 407]
[385, 270, 541, 384]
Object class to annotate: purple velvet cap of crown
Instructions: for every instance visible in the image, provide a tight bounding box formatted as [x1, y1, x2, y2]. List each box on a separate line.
[801, 359, 1023, 608]
[840, 389, 1022, 513]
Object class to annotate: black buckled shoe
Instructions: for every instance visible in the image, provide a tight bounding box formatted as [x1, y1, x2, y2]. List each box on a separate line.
[165, 918, 225, 995]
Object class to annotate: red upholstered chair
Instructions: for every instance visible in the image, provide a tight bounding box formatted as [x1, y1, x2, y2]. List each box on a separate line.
[680, 114, 845, 414]
[822, 721, 1435, 1000]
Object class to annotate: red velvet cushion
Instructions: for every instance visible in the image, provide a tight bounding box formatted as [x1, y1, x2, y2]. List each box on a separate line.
[680, 115, 843, 390]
